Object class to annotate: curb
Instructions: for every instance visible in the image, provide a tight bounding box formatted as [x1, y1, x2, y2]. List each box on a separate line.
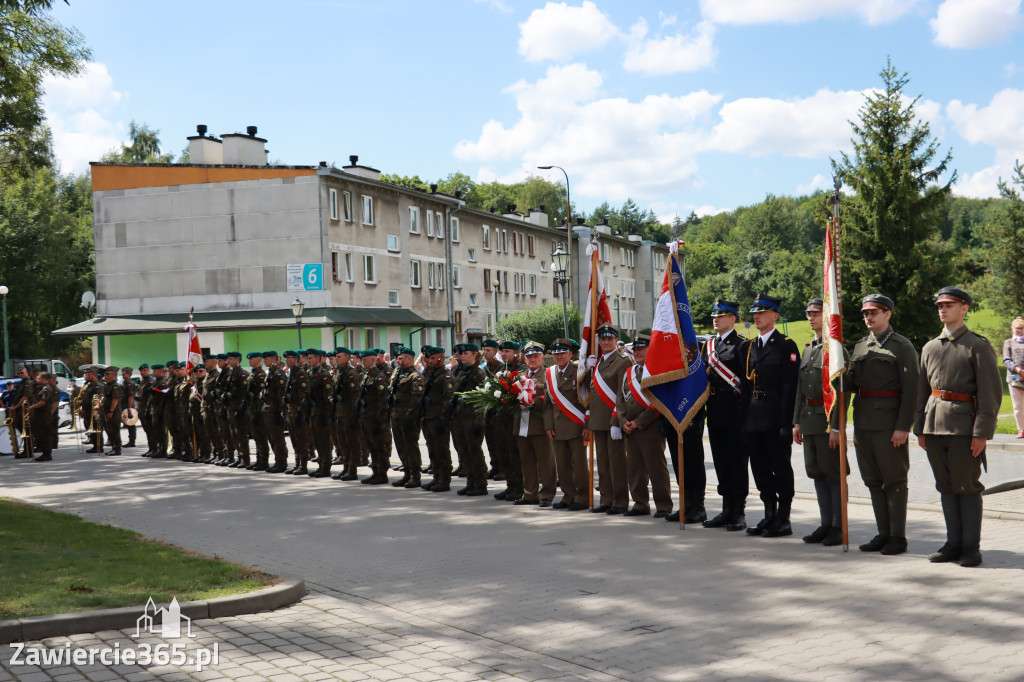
[0, 579, 307, 644]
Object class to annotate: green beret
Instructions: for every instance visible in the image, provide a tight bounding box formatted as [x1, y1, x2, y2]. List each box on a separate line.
[262, 350, 277, 358]
[138, 363, 149, 370]
[246, 351, 262, 360]
[227, 351, 242, 358]
[335, 347, 351, 355]
[482, 339, 500, 349]
[498, 341, 519, 351]
[151, 363, 165, 370]
[283, 350, 298, 358]
[166, 359, 178, 366]
[216, 353, 228, 360]
[359, 350, 376, 358]
[395, 346, 415, 357]
[202, 354, 215, 361]
[454, 343, 479, 353]
[424, 346, 444, 357]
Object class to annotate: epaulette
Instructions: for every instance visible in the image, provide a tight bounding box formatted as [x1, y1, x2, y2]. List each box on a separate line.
[971, 331, 989, 342]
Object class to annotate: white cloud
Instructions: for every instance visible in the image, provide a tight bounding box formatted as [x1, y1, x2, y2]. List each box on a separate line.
[796, 173, 830, 195]
[473, 0, 513, 13]
[659, 11, 677, 27]
[1005, 62, 1023, 76]
[931, 0, 1021, 48]
[623, 20, 717, 75]
[947, 88, 1024, 196]
[42, 62, 125, 173]
[699, 0, 919, 25]
[518, 1, 621, 62]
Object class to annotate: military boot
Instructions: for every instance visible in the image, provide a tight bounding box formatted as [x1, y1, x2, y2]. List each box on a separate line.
[958, 494, 983, 567]
[726, 496, 747, 532]
[929, 493, 963, 562]
[859, 488, 890, 552]
[762, 498, 793, 537]
[880, 485, 908, 555]
[746, 497, 776, 536]
[684, 491, 707, 524]
[702, 497, 732, 528]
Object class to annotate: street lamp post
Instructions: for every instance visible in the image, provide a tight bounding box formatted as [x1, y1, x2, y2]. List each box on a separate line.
[0, 285, 8, 377]
[492, 279, 500, 336]
[291, 297, 305, 348]
[537, 165, 572, 304]
[614, 292, 621, 329]
[551, 246, 571, 339]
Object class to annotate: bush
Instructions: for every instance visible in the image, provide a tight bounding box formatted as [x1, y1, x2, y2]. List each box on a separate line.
[494, 303, 582, 348]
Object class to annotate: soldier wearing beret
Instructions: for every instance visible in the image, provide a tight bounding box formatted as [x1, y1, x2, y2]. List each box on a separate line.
[847, 294, 919, 555]
[259, 351, 290, 473]
[307, 349, 336, 478]
[544, 338, 589, 511]
[99, 366, 123, 456]
[26, 372, 56, 461]
[421, 346, 455, 491]
[245, 352, 269, 470]
[741, 294, 800, 537]
[144, 364, 168, 457]
[915, 287, 1002, 567]
[359, 349, 392, 484]
[794, 298, 848, 546]
[160, 361, 181, 458]
[451, 343, 488, 495]
[330, 347, 364, 481]
[284, 350, 312, 475]
[488, 341, 525, 498]
[136, 364, 155, 454]
[389, 346, 425, 488]
[120, 367, 137, 449]
[223, 352, 250, 467]
[481, 339, 506, 485]
[199, 356, 221, 463]
[188, 364, 212, 462]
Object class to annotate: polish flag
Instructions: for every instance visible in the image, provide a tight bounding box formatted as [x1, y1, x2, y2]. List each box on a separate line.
[184, 322, 202, 375]
[576, 242, 612, 396]
[823, 216, 844, 417]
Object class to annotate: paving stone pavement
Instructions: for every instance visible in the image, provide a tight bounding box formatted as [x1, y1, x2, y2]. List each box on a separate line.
[3, 429, 1024, 681]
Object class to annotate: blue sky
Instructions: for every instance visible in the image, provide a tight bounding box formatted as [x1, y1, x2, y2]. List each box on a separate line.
[44, 0, 1024, 220]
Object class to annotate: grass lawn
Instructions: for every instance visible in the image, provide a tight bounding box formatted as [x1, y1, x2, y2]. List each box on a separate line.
[0, 500, 277, 620]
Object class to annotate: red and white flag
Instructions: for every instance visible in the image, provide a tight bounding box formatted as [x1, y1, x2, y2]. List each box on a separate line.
[576, 242, 612, 396]
[184, 321, 203, 375]
[822, 216, 844, 417]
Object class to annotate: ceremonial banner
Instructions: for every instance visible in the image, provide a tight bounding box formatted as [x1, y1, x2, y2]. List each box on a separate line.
[822, 215, 844, 417]
[576, 241, 612, 399]
[641, 243, 709, 433]
[184, 322, 203, 375]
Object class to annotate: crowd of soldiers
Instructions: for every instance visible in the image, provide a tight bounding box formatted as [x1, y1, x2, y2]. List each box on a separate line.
[2, 285, 1005, 567]
[2, 367, 62, 461]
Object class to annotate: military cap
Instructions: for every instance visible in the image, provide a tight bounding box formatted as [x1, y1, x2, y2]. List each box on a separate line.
[806, 297, 824, 311]
[498, 340, 520, 351]
[166, 359, 178, 367]
[454, 343, 479, 353]
[104, 365, 119, 374]
[569, 338, 581, 352]
[935, 286, 972, 306]
[596, 323, 620, 338]
[359, 349, 377, 358]
[550, 338, 574, 353]
[861, 294, 894, 312]
[203, 353, 215, 361]
[632, 333, 651, 349]
[423, 346, 445, 357]
[335, 347, 352, 355]
[246, 351, 262, 360]
[394, 345, 415, 357]
[374, 347, 386, 355]
[121, 366, 134, 373]
[139, 363, 149, 370]
[227, 351, 242, 358]
[282, 350, 297, 358]
[482, 339, 500, 349]
[711, 299, 741, 317]
[216, 353, 228, 360]
[151, 363, 165, 370]
[262, 350, 278, 358]
[522, 340, 545, 356]
[749, 293, 781, 313]
[349, 349, 361, 356]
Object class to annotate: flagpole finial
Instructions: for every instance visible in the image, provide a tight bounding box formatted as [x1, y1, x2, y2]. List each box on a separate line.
[189, 306, 194, 323]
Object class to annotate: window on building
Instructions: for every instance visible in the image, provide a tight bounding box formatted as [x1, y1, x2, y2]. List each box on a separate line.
[427, 262, 435, 289]
[469, 293, 478, 307]
[551, 239, 557, 255]
[331, 251, 341, 282]
[601, 243, 609, 262]
[435, 329, 443, 346]
[455, 311, 462, 335]
[628, 250, 634, 267]
[482, 225, 491, 250]
[502, 229, 508, 253]
[363, 254, 375, 283]
[620, 247, 625, 266]
[452, 264, 462, 288]
[347, 329, 357, 349]
[513, 232, 518, 255]
[436, 212, 444, 239]
[553, 278, 560, 298]
[366, 328, 375, 347]
[528, 234, 535, 257]
[529, 274, 536, 296]
[410, 260, 421, 288]
[450, 216, 460, 242]
[467, 248, 476, 262]
[426, 210, 434, 237]
[343, 191, 353, 221]
[387, 234, 399, 252]
[388, 290, 399, 306]
[502, 271, 508, 293]
[361, 195, 374, 225]
[343, 253, 353, 282]
[540, 260, 547, 273]
[486, 312, 495, 334]
[483, 268, 492, 292]
[437, 264, 445, 289]
[518, 232, 524, 255]
[329, 189, 339, 221]
[409, 206, 420, 234]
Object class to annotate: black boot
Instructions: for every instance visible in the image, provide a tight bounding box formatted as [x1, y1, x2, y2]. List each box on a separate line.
[746, 498, 776, 536]
[684, 491, 707, 524]
[958, 494, 982, 567]
[726, 496, 747, 532]
[762, 498, 793, 537]
[703, 497, 732, 528]
[929, 493, 963, 562]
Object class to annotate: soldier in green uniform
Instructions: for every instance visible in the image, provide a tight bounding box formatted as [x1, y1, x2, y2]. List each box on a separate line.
[145, 364, 168, 457]
[847, 294, 919, 555]
[79, 366, 102, 453]
[328, 350, 345, 467]
[223, 351, 250, 468]
[160, 361, 181, 458]
[260, 351, 289, 473]
[210, 354, 231, 463]
[284, 350, 311, 475]
[307, 349, 335, 478]
[9, 366, 36, 457]
[99, 366, 123, 456]
[492, 340, 525, 500]
[27, 372, 56, 461]
[189, 364, 212, 462]
[481, 339, 504, 482]
[915, 287, 1002, 567]
[331, 347, 364, 481]
[359, 349, 392, 484]
[174, 363, 194, 460]
[198, 355, 220, 463]
[420, 346, 454, 492]
[794, 298, 847, 546]
[136, 364, 154, 455]
[389, 346, 425, 488]
[451, 343, 488, 496]
[119, 367, 137, 448]
[245, 351, 269, 470]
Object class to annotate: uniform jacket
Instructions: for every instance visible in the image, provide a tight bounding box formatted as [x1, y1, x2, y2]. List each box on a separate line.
[136, 375, 155, 413]
[333, 364, 363, 416]
[308, 365, 334, 422]
[285, 366, 310, 413]
[914, 325, 1003, 438]
[847, 328, 918, 432]
[702, 330, 747, 430]
[615, 363, 660, 435]
[101, 380, 123, 412]
[582, 350, 632, 431]
[543, 360, 585, 441]
[390, 366, 425, 421]
[261, 365, 287, 413]
[200, 369, 219, 412]
[225, 366, 249, 409]
[80, 379, 101, 420]
[515, 365, 548, 437]
[451, 363, 484, 421]
[793, 338, 846, 435]
[740, 329, 799, 432]
[360, 365, 390, 416]
[422, 365, 454, 421]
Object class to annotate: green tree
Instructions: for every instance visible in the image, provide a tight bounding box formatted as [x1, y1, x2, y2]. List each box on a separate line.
[0, 1, 89, 168]
[979, 160, 1024, 316]
[832, 60, 960, 349]
[101, 121, 173, 164]
[515, 175, 568, 227]
[380, 173, 430, 191]
[494, 303, 582, 349]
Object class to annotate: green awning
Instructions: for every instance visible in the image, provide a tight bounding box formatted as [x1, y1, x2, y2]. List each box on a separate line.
[52, 307, 450, 337]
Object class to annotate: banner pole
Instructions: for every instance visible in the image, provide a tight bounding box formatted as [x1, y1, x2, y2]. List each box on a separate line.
[830, 183, 849, 552]
[677, 429, 686, 530]
[588, 240, 599, 511]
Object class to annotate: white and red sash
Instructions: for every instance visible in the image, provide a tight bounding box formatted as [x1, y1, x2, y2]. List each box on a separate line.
[627, 365, 652, 409]
[707, 336, 742, 393]
[547, 365, 585, 426]
[592, 360, 619, 417]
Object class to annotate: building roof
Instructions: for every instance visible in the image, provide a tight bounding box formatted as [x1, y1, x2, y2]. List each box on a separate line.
[52, 307, 448, 337]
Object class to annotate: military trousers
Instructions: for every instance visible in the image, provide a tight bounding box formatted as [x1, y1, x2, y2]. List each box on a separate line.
[288, 410, 310, 467]
[336, 410, 360, 471]
[552, 436, 588, 506]
[360, 413, 392, 476]
[310, 413, 333, 470]
[854, 428, 909, 492]
[148, 408, 167, 455]
[592, 429, 628, 509]
[423, 418, 452, 486]
[626, 426, 673, 513]
[29, 410, 51, 455]
[745, 429, 795, 504]
[260, 409, 289, 467]
[251, 411, 270, 463]
[391, 413, 422, 479]
[190, 408, 210, 458]
[803, 432, 847, 485]
[228, 406, 250, 462]
[924, 434, 984, 496]
[451, 419, 486, 490]
[708, 425, 748, 499]
[101, 414, 122, 453]
[162, 404, 178, 453]
[517, 433, 557, 502]
[202, 407, 223, 458]
[492, 412, 522, 489]
[138, 408, 154, 451]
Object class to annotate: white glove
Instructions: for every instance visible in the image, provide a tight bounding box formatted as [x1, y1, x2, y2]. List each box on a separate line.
[586, 355, 598, 369]
[610, 425, 622, 440]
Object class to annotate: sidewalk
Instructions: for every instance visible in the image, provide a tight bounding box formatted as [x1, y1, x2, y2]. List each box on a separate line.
[2, 430, 1024, 681]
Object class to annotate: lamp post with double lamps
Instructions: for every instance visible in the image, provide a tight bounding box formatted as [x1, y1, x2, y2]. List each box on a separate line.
[291, 298, 305, 348]
[551, 246, 571, 339]
[537, 165, 572, 304]
[0, 285, 8, 377]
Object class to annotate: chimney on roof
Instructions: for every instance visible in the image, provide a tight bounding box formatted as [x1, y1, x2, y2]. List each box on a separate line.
[454, 190, 462, 199]
[350, 155, 358, 165]
[430, 184, 437, 193]
[187, 124, 222, 164]
[576, 217, 586, 225]
[596, 218, 612, 235]
[342, 154, 380, 181]
[221, 126, 266, 165]
[319, 161, 328, 167]
[527, 206, 548, 227]
[246, 125, 258, 137]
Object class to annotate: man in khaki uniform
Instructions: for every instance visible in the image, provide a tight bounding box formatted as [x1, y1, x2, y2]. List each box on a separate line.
[224, 352, 250, 468]
[389, 346, 425, 488]
[199, 356, 221, 464]
[615, 334, 673, 518]
[330, 347, 363, 481]
[307, 349, 335, 478]
[359, 349, 392, 484]
[544, 339, 589, 511]
[136, 364, 155, 455]
[79, 366, 102, 454]
[284, 350, 311, 475]
[451, 344, 487, 496]
[100, 366, 123, 456]
[27, 372, 56, 461]
[793, 298, 846, 546]
[145, 364, 168, 458]
[189, 365, 212, 462]
[490, 341, 525, 499]
[513, 341, 556, 507]
[847, 294, 919, 555]
[260, 351, 289, 473]
[915, 286, 1002, 567]
[120, 367, 138, 448]
[480, 339, 505, 483]
[582, 324, 632, 515]
[420, 346, 454, 492]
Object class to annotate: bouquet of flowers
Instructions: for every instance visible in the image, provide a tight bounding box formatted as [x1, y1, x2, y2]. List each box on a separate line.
[458, 369, 537, 417]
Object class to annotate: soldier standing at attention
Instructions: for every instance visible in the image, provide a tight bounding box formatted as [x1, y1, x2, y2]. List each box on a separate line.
[174, 364, 194, 460]
[161, 361, 182, 459]
[794, 298, 847, 546]
[120, 367, 137, 449]
[331, 348, 363, 481]
[307, 349, 336, 478]
[389, 346, 425, 488]
[513, 341, 556, 507]
[915, 287, 1002, 567]
[359, 349, 392, 485]
[136, 364, 154, 455]
[451, 343, 488, 496]
[79, 366, 102, 454]
[582, 324, 633, 515]
[328, 349, 345, 467]
[26, 372, 56, 461]
[846, 294, 919, 555]
[245, 352, 270, 470]
[223, 352, 250, 468]
[544, 339, 589, 511]
[100, 366, 123, 456]
[481, 339, 505, 486]
[420, 346, 454, 492]
[260, 351, 289, 474]
[199, 356, 220, 463]
[492, 341, 525, 499]
[46, 373, 59, 450]
[283, 351, 311, 475]
[189, 365, 211, 463]
[741, 294, 800, 538]
[145, 364, 168, 458]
